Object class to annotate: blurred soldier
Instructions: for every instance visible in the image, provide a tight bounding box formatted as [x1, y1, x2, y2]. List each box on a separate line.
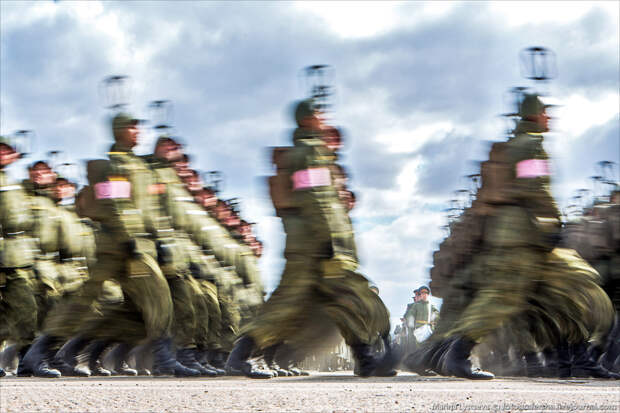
[405, 94, 615, 379]
[144, 136, 220, 376]
[226, 99, 396, 378]
[23, 113, 199, 377]
[0, 136, 39, 378]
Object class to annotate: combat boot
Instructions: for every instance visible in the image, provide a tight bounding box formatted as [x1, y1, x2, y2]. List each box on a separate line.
[556, 343, 572, 378]
[225, 336, 272, 379]
[353, 336, 399, 377]
[85, 341, 112, 376]
[176, 348, 217, 377]
[403, 339, 443, 376]
[541, 348, 559, 378]
[0, 367, 5, 378]
[196, 349, 225, 376]
[18, 335, 61, 378]
[352, 343, 378, 377]
[263, 345, 291, 377]
[524, 352, 545, 378]
[108, 343, 138, 376]
[151, 338, 200, 377]
[208, 350, 228, 370]
[437, 337, 494, 380]
[571, 343, 620, 379]
[55, 335, 89, 369]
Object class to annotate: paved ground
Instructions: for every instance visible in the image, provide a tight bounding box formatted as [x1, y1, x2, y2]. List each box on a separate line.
[1, 372, 618, 412]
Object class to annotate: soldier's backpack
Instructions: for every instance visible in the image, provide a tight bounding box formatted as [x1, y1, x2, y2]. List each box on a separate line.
[477, 141, 514, 205]
[76, 160, 111, 221]
[268, 147, 295, 215]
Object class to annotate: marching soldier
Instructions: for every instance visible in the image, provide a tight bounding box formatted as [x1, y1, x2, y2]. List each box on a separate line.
[0, 136, 39, 378]
[226, 99, 397, 378]
[22, 113, 200, 377]
[405, 94, 616, 379]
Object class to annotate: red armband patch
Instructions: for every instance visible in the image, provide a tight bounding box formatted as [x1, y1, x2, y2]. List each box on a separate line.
[292, 167, 331, 190]
[94, 180, 131, 199]
[516, 159, 551, 178]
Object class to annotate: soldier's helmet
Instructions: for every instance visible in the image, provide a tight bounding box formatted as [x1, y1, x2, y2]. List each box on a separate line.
[294, 98, 317, 126]
[418, 285, 431, 294]
[519, 93, 558, 119]
[112, 112, 140, 130]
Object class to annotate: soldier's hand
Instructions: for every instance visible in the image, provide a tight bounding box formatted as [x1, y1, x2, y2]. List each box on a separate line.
[156, 241, 173, 265]
[123, 239, 140, 259]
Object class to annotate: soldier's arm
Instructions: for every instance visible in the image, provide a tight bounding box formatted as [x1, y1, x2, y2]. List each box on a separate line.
[291, 144, 338, 251]
[511, 138, 561, 219]
[94, 158, 145, 244]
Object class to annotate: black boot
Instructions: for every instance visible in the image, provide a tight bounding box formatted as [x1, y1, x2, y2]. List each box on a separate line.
[85, 341, 112, 376]
[176, 348, 217, 377]
[263, 345, 290, 377]
[18, 335, 61, 378]
[55, 336, 89, 369]
[557, 343, 572, 378]
[151, 338, 200, 377]
[208, 350, 228, 370]
[206, 350, 230, 374]
[196, 349, 225, 376]
[51, 336, 91, 377]
[541, 348, 559, 378]
[373, 335, 400, 377]
[525, 352, 544, 378]
[225, 336, 272, 379]
[437, 337, 494, 380]
[571, 342, 620, 379]
[109, 344, 138, 376]
[0, 367, 5, 378]
[351, 343, 379, 377]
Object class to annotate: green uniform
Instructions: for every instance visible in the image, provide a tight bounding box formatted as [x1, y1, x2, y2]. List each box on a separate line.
[448, 121, 614, 349]
[244, 127, 390, 350]
[0, 170, 38, 348]
[144, 155, 199, 350]
[46, 143, 174, 342]
[22, 181, 64, 330]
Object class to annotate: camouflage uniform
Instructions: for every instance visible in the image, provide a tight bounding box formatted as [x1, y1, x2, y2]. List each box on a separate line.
[0, 168, 38, 351]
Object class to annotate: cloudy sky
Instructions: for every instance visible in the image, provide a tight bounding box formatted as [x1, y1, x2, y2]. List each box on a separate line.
[1, 1, 618, 327]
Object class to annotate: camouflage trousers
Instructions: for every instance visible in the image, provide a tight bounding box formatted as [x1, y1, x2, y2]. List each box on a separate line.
[448, 247, 614, 350]
[244, 255, 390, 350]
[44, 249, 173, 342]
[0, 269, 37, 347]
[188, 278, 240, 351]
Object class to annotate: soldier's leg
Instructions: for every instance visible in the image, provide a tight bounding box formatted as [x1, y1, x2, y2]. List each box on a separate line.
[316, 269, 396, 377]
[226, 256, 317, 378]
[116, 254, 173, 340]
[167, 275, 197, 349]
[169, 274, 217, 376]
[117, 253, 200, 377]
[2, 270, 37, 349]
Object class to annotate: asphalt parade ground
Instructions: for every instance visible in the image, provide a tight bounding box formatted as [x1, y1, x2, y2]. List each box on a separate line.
[1, 372, 618, 412]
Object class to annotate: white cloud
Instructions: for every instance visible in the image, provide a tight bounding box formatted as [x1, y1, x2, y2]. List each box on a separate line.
[488, 1, 618, 27]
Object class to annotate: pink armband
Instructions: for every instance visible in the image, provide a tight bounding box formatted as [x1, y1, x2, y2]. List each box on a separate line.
[292, 167, 331, 190]
[516, 159, 551, 178]
[94, 180, 131, 199]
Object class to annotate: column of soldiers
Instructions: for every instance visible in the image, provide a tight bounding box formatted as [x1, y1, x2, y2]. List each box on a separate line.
[404, 93, 619, 380]
[0, 114, 267, 378]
